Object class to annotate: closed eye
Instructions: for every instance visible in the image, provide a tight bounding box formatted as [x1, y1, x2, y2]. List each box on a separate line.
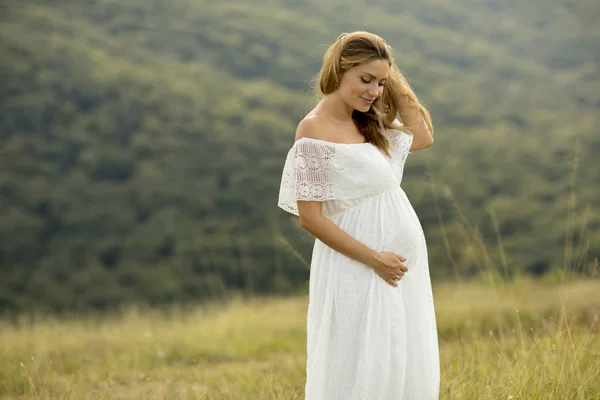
[361, 78, 386, 86]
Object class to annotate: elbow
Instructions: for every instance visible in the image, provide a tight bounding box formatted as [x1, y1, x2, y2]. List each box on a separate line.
[421, 135, 434, 149]
[298, 213, 322, 233]
[421, 124, 434, 148]
[298, 215, 314, 231]
[411, 136, 434, 151]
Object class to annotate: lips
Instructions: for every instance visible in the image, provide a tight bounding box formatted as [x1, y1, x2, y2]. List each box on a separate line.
[360, 97, 376, 105]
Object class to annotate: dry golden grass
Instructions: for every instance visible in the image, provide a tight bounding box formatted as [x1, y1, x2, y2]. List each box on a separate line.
[0, 278, 598, 399]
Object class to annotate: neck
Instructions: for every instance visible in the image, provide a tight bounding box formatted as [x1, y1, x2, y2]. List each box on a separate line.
[319, 93, 354, 121]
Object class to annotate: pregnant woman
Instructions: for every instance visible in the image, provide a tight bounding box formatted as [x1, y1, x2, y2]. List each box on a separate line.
[278, 31, 440, 399]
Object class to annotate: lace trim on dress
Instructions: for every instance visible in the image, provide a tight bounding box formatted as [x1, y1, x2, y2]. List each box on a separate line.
[278, 139, 351, 216]
[278, 120, 414, 217]
[386, 119, 414, 182]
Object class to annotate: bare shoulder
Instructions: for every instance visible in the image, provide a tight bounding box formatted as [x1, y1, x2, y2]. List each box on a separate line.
[294, 115, 328, 141]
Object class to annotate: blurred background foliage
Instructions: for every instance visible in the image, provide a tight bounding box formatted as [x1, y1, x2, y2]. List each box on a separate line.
[0, 0, 598, 312]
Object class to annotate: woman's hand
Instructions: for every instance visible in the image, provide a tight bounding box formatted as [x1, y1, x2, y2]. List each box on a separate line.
[369, 252, 408, 287]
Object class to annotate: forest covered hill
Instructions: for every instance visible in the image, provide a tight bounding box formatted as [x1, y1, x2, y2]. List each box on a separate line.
[0, 0, 598, 311]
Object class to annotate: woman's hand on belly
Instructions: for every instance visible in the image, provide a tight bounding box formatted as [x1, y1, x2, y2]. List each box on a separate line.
[368, 252, 409, 287]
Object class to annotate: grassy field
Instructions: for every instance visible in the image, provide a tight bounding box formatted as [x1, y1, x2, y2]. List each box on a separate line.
[0, 277, 599, 399]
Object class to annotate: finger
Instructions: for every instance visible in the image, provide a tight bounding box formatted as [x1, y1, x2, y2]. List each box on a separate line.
[400, 265, 408, 273]
[396, 255, 407, 262]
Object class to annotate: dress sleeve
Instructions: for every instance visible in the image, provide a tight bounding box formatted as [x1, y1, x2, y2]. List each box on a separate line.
[387, 118, 414, 160]
[277, 139, 349, 216]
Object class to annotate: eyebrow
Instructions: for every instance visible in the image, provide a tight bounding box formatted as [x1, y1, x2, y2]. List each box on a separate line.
[362, 72, 388, 81]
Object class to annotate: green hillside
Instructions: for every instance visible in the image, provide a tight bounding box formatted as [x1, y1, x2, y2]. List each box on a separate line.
[0, 0, 598, 312]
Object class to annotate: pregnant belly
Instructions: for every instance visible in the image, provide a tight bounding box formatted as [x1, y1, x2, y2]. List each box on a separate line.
[328, 188, 423, 258]
[380, 194, 422, 259]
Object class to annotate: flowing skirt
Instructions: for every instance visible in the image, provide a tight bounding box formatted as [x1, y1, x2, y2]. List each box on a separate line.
[304, 188, 440, 399]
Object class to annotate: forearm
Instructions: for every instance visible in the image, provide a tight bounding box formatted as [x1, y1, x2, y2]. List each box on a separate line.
[299, 214, 378, 268]
[397, 95, 434, 146]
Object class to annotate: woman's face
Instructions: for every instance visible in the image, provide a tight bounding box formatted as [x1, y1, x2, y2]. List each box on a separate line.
[338, 59, 390, 112]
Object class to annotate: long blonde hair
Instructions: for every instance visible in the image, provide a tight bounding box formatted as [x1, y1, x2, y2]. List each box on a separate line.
[317, 31, 433, 155]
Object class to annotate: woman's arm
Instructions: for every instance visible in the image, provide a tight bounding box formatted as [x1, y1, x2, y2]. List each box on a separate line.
[297, 201, 408, 287]
[298, 201, 379, 267]
[397, 94, 434, 151]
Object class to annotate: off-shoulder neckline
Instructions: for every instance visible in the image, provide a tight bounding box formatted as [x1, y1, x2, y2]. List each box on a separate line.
[294, 137, 372, 146]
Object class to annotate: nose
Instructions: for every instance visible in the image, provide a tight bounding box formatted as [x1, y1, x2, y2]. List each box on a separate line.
[368, 83, 379, 97]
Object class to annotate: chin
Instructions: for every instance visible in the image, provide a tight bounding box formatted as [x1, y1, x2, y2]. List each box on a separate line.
[352, 102, 368, 112]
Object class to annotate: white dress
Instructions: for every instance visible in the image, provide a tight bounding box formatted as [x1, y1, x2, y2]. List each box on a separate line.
[278, 123, 440, 400]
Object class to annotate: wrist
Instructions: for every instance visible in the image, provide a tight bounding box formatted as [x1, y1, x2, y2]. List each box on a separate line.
[364, 249, 381, 269]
